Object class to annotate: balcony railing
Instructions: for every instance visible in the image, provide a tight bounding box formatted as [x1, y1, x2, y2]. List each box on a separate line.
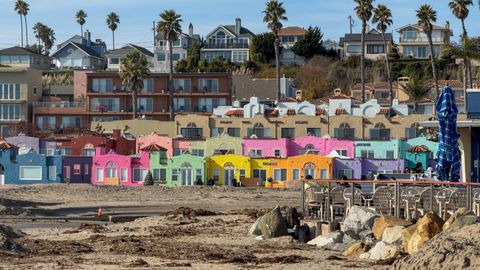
[399, 37, 444, 43]
[203, 43, 249, 49]
[34, 102, 85, 108]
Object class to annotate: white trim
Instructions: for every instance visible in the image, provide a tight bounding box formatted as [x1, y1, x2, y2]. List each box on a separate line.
[205, 25, 237, 39]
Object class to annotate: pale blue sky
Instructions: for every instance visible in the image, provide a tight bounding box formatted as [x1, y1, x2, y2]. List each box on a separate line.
[1, 0, 479, 51]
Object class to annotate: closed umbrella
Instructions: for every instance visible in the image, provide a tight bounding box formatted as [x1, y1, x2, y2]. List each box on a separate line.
[435, 86, 461, 182]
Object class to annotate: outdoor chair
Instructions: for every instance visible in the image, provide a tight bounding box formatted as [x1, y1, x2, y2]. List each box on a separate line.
[364, 186, 394, 215]
[343, 187, 364, 217]
[473, 189, 480, 216]
[445, 189, 469, 218]
[416, 187, 441, 217]
[434, 188, 457, 220]
[327, 185, 346, 221]
[305, 186, 326, 219]
[401, 187, 422, 221]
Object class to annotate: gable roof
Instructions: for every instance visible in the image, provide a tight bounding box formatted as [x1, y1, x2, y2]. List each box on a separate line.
[206, 24, 255, 39]
[51, 42, 102, 59]
[340, 31, 393, 45]
[396, 24, 452, 33]
[352, 82, 399, 91]
[105, 44, 153, 58]
[0, 46, 47, 57]
[233, 75, 277, 101]
[279, 26, 306, 36]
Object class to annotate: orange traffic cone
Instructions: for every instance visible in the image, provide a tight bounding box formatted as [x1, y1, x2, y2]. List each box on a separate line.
[97, 207, 103, 217]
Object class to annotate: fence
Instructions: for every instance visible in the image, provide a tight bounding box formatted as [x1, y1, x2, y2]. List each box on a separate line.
[301, 179, 480, 222]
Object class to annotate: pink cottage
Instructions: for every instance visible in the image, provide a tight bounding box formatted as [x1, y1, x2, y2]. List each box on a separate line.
[288, 136, 355, 158]
[91, 146, 151, 186]
[137, 133, 174, 156]
[242, 138, 289, 158]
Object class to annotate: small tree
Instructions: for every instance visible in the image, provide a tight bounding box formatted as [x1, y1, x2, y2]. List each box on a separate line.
[250, 32, 277, 63]
[292, 26, 324, 59]
[144, 170, 154, 186]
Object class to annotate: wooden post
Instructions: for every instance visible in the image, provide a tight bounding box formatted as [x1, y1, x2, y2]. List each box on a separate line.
[301, 180, 305, 217]
[327, 181, 331, 222]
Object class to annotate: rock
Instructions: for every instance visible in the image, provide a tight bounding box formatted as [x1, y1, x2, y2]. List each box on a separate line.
[258, 206, 288, 239]
[342, 241, 371, 258]
[359, 241, 401, 261]
[298, 224, 312, 243]
[443, 208, 477, 230]
[382, 225, 405, 245]
[308, 231, 343, 247]
[342, 230, 360, 244]
[324, 242, 350, 252]
[372, 215, 412, 240]
[403, 212, 444, 254]
[248, 217, 262, 236]
[450, 215, 480, 229]
[268, 235, 294, 244]
[343, 206, 379, 234]
[0, 225, 25, 254]
[285, 207, 300, 229]
[359, 230, 376, 246]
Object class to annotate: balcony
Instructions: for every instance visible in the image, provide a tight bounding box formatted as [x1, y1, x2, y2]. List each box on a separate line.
[33, 102, 86, 114]
[399, 37, 444, 43]
[203, 43, 249, 49]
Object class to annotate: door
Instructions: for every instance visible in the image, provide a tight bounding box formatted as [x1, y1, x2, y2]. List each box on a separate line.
[223, 162, 235, 186]
[0, 165, 4, 185]
[181, 168, 193, 186]
[63, 166, 71, 183]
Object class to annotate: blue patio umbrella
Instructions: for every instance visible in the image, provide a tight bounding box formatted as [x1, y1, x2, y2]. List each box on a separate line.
[435, 86, 461, 182]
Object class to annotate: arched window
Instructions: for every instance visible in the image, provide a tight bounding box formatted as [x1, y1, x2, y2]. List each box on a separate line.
[187, 122, 197, 128]
[374, 122, 386, 129]
[181, 122, 202, 138]
[305, 144, 315, 150]
[181, 162, 192, 168]
[406, 122, 422, 139]
[339, 122, 350, 128]
[224, 162, 235, 169]
[335, 122, 354, 139]
[253, 122, 264, 128]
[105, 162, 117, 178]
[371, 122, 390, 139]
[248, 123, 268, 138]
[106, 161, 117, 167]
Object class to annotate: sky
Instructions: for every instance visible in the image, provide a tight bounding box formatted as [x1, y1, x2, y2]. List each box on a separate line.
[1, 0, 480, 51]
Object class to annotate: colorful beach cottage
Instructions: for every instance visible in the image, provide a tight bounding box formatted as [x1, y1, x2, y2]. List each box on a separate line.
[62, 156, 92, 183]
[206, 154, 251, 185]
[334, 158, 406, 180]
[136, 133, 174, 157]
[288, 136, 355, 158]
[406, 145, 431, 170]
[167, 154, 206, 186]
[91, 146, 150, 186]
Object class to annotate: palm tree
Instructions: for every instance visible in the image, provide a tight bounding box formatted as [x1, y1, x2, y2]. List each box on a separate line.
[157, 9, 182, 121]
[21, 1, 29, 46]
[416, 4, 439, 99]
[400, 79, 431, 112]
[120, 51, 151, 119]
[37, 24, 55, 55]
[372, 4, 393, 105]
[448, 0, 473, 88]
[106, 12, 120, 49]
[354, 0, 374, 103]
[263, 0, 288, 101]
[76, 10, 88, 36]
[14, 0, 26, 47]
[32, 22, 45, 53]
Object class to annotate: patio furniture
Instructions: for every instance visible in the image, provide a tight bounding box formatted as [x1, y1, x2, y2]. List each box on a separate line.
[364, 186, 394, 215]
[416, 187, 441, 216]
[401, 187, 422, 221]
[328, 185, 346, 221]
[445, 189, 468, 218]
[305, 187, 325, 219]
[343, 187, 364, 217]
[435, 188, 457, 220]
[473, 189, 480, 216]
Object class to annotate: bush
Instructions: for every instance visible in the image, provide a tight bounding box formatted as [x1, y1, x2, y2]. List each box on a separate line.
[144, 171, 154, 186]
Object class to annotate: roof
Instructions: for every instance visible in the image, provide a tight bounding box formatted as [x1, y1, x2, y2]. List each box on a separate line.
[52, 42, 102, 58]
[224, 25, 255, 37]
[408, 145, 431, 153]
[0, 46, 47, 57]
[396, 24, 452, 33]
[279, 27, 306, 36]
[315, 108, 325, 116]
[233, 75, 277, 101]
[265, 109, 278, 116]
[225, 109, 244, 116]
[335, 108, 347, 115]
[352, 82, 399, 91]
[287, 109, 296, 115]
[339, 30, 393, 45]
[141, 143, 167, 152]
[378, 108, 390, 115]
[106, 44, 153, 58]
[0, 141, 16, 149]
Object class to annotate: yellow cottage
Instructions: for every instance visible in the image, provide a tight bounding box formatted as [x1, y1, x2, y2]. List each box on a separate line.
[206, 154, 251, 186]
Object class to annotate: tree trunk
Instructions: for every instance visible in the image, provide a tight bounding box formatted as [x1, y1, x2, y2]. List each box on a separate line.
[427, 30, 439, 98]
[461, 19, 468, 38]
[81, 25, 83, 37]
[468, 59, 473, 88]
[360, 20, 366, 103]
[381, 31, 393, 105]
[132, 89, 137, 119]
[112, 30, 115, 50]
[168, 40, 175, 121]
[19, 14, 23, 47]
[274, 37, 281, 101]
[24, 15, 28, 46]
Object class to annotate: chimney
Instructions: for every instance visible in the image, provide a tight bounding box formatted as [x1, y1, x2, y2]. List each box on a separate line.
[235, 18, 241, 36]
[334, 88, 342, 96]
[445, 21, 450, 30]
[295, 90, 303, 102]
[95, 145, 106, 156]
[188, 23, 194, 37]
[84, 30, 91, 45]
[112, 129, 121, 140]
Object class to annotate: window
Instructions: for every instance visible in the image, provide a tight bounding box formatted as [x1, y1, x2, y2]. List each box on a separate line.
[405, 123, 421, 139]
[91, 98, 120, 112]
[191, 149, 204, 157]
[156, 52, 166, 61]
[96, 168, 104, 182]
[180, 122, 203, 138]
[211, 127, 224, 137]
[153, 168, 167, 181]
[213, 169, 220, 181]
[174, 148, 189, 156]
[274, 149, 281, 157]
[198, 79, 219, 92]
[120, 168, 128, 182]
[337, 149, 348, 157]
[402, 30, 417, 40]
[61, 117, 82, 128]
[253, 169, 267, 181]
[248, 149, 262, 157]
[227, 128, 240, 137]
[386, 150, 395, 159]
[19, 166, 42, 180]
[281, 128, 295, 139]
[83, 149, 96, 156]
[0, 104, 21, 120]
[142, 79, 154, 92]
[48, 166, 56, 180]
[173, 79, 191, 92]
[370, 123, 390, 139]
[198, 98, 226, 112]
[137, 98, 153, 112]
[0, 84, 20, 100]
[106, 168, 117, 178]
[73, 164, 81, 175]
[36, 116, 56, 129]
[60, 148, 71, 156]
[307, 128, 321, 137]
[320, 169, 328, 180]
[336, 169, 353, 179]
[347, 45, 361, 53]
[109, 57, 119, 64]
[45, 148, 55, 157]
[367, 44, 385, 54]
[247, 123, 270, 138]
[239, 169, 246, 180]
[172, 168, 178, 181]
[174, 98, 192, 112]
[91, 79, 113, 92]
[273, 169, 287, 181]
[361, 150, 375, 159]
[300, 144, 320, 155]
[334, 123, 355, 139]
[196, 169, 203, 182]
[292, 169, 300, 181]
[133, 168, 148, 182]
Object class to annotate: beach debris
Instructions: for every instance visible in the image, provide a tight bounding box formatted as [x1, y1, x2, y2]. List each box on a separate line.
[0, 224, 25, 254]
[382, 225, 405, 245]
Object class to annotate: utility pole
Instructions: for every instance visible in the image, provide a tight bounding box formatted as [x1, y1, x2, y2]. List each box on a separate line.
[348, 16, 354, 34]
[152, 21, 156, 49]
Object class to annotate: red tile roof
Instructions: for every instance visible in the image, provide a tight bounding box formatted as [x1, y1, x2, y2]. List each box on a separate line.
[225, 109, 244, 116]
[265, 109, 278, 116]
[378, 108, 390, 115]
[408, 145, 431, 153]
[315, 108, 325, 116]
[278, 26, 306, 36]
[335, 108, 347, 115]
[0, 141, 16, 149]
[287, 109, 296, 115]
[141, 143, 167, 152]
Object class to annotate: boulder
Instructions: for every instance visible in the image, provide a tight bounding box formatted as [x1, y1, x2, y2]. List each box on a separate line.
[359, 230, 376, 246]
[382, 225, 405, 245]
[324, 242, 350, 252]
[298, 224, 312, 243]
[359, 241, 402, 261]
[342, 230, 361, 244]
[285, 207, 300, 228]
[248, 217, 262, 236]
[372, 215, 412, 240]
[450, 215, 480, 229]
[343, 206, 379, 234]
[403, 212, 444, 254]
[342, 241, 371, 258]
[443, 208, 477, 230]
[307, 231, 343, 247]
[258, 206, 289, 239]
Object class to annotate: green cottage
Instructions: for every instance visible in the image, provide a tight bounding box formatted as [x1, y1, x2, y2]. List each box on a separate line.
[406, 145, 431, 170]
[167, 154, 206, 186]
[146, 144, 169, 184]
